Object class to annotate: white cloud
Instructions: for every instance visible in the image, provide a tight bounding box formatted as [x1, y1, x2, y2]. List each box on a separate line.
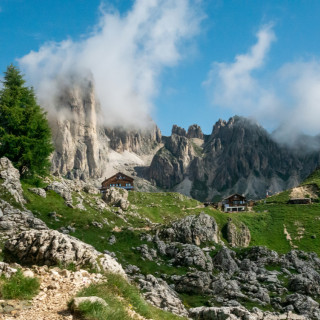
[205, 24, 320, 140]
[204, 24, 277, 114]
[274, 60, 320, 139]
[19, 0, 203, 127]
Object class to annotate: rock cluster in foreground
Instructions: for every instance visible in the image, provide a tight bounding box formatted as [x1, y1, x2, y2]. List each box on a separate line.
[128, 214, 320, 320]
[4, 229, 126, 276]
[0, 199, 47, 242]
[0, 157, 26, 204]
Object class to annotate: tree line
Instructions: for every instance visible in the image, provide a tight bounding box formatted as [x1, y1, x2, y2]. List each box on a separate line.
[0, 65, 53, 177]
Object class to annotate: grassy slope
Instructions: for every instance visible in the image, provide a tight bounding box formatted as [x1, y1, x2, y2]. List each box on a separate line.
[2, 171, 320, 313]
[73, 273, 186, 320]
[21, 174, 320, 260]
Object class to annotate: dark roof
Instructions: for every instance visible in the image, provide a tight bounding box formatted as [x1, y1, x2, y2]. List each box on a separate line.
[223, 193, 246, 201]
[102, 172, 134, 184]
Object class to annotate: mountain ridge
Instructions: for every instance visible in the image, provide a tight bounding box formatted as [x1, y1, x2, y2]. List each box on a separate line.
[47, 80, 320, 201]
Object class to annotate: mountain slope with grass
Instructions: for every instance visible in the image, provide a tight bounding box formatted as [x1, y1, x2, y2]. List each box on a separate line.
[2, 159, 320, 319]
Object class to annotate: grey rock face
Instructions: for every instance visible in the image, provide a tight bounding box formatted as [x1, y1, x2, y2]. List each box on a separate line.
[135, 244, 157, 261]
[28, 188, 46, 198]
[175, 271, 213, 294]
[0, 157, 25, 204]
[125, 264, 141, 275]
[159, 212, 219, 245]
[50, 79, 109, 180]
[4, 230, 126, 276]
[189, 306, 307, 320]
[0, 199, 47, 240]
[211, 276, 246, 300]
[171, 125, 187, 137]
[288, 274, 320, 296]
[189, 306, 253, 320]
[165, 242, 213, 271]
[83, 184, 99, 194]
[285, 293, 320, 319]
[105, 125, 161, 155]
[149, 133, 194, 188]
[226, 219, 251, 247]
[108, 235, 116, 245]
[130, 244, 320, 319]
[148, 116, 320, 201]
[212, 247, 239, 274]
[45, 181, 72, 205]
[138, 274, 189, 317]
[102, 187, 130, 211]
[91, 221, 103, 229]
[187, 124, 204, 139]
[244, 246, 280, 267]
[50, 78, 161, 179]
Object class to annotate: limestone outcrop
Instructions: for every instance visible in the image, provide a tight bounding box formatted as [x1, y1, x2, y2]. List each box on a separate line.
[4, 230, 126, 276]
[138, 274, 189, 317]
[0, 157, 25, 204]
[0, 199, 47, 241]
[49, 78, 161, 181]
[28, 188, 47, 198]
[226, 218, 251, 247]
[45, 181, 73, 206]
[189, 306, 307, 320]
[158, 212, 219, 245]
[102, 187, 130, 210]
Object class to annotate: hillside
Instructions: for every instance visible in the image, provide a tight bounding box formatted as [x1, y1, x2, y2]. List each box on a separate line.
[1, 159, 320, 319]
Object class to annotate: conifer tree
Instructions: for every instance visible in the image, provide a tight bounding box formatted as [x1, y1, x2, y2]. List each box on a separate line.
[0, 65, 53, 177]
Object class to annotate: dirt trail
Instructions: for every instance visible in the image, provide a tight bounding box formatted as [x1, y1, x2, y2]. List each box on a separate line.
[2, 267, 104, 320]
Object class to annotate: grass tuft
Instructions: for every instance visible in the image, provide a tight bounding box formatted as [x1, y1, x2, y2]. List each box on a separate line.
[0, 269, 40, 300]
[74, 273, 186, 320]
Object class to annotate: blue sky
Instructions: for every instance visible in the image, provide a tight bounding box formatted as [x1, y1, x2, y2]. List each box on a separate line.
[1, 0, 320, 136]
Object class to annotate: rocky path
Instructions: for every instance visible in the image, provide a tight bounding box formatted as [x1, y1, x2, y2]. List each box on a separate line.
[2, 266, 105, 320]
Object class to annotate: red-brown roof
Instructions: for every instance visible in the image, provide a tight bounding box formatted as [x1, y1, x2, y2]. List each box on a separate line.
[101, 172, 134, 184]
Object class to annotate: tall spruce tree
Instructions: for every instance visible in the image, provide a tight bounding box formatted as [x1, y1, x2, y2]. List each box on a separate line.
[0, 65, 53, 177]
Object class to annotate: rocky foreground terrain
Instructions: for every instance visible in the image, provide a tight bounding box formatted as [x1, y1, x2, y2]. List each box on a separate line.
[2, 157, 320, 319]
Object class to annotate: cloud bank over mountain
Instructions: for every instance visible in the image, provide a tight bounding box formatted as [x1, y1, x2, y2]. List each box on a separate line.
[19, 0, 203, 127]
[205, 24, 320, 143]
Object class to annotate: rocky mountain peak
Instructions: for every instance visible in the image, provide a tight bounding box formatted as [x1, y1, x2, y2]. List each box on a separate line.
[50, 78, 109, 180]
[148, 116, 320, 201]
[187, 124, 203, 139]
[172, 124, 187, 137]
[211, 118, 227, 135]
[49, 78, 162, 182]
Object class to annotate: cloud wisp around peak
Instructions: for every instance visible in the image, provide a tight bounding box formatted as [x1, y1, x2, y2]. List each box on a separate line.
[205, 24, 320, 143]
[19, 0, 203, 128]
